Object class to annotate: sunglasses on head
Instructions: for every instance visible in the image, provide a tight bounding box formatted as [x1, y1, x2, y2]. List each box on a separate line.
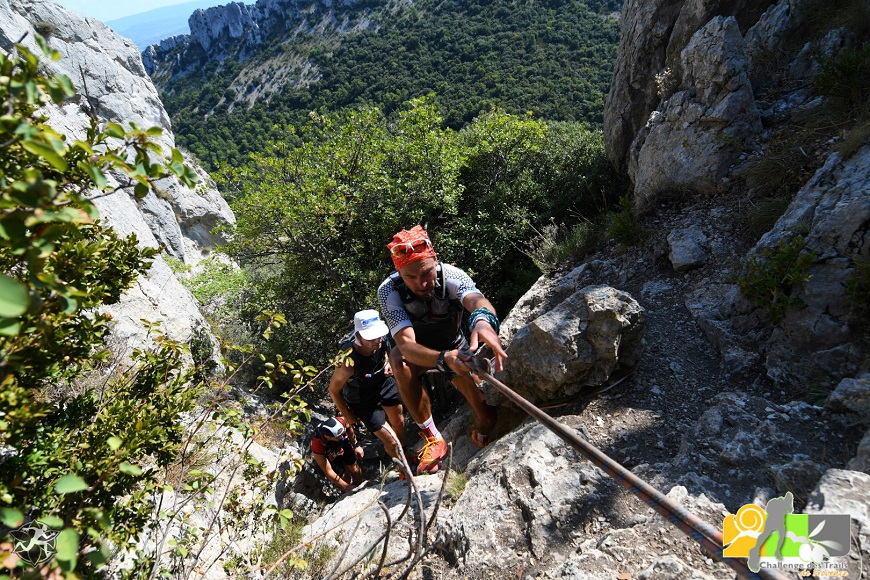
[390, 238, 432, 257]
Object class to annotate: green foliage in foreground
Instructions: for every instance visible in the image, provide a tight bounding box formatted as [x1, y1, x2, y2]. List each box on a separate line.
[216, 96, 622, 367]
[0, 37, 312, 577]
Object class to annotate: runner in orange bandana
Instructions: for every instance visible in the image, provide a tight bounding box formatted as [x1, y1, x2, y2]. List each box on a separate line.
[377, 225, 506, 474]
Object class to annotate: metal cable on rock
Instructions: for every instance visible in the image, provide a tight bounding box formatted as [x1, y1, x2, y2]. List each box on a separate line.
[467, 357, 788, 580]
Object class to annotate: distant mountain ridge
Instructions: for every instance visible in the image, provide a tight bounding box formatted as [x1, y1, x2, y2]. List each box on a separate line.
[107, 0, 255, 49]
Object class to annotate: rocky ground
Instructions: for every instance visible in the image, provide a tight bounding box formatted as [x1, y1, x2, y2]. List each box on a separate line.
[431, 187, 865, 579]
[301, 186, 868, 580]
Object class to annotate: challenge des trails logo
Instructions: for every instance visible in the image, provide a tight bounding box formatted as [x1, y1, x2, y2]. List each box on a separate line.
[8, 521, 58, 567]
[723, 492, 852, 573]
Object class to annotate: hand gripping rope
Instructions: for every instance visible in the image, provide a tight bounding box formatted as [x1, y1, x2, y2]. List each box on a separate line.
[466, 357, 789, 580]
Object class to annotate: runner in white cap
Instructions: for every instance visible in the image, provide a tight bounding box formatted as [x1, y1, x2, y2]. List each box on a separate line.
[328, 310, 409, 473]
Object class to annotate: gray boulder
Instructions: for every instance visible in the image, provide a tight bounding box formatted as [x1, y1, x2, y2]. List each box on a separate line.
[500, 285, 645, 402]
[630, 16, 762, 205]
[824, 374, 870, 424]
[668, 225, 709, 272]
[758, 146, 870, 387]
[499, 260, 624, 345]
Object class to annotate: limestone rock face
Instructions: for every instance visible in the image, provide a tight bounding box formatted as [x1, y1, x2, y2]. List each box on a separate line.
[629, 16, 762, 205]
[499, 285, 645, 402]
[604, 0, 775, 174]
[755, 146, 870, 387]
[438, 421, 613, 576]
[189, 2, 259, 52]
[301, 476, 445, 567]
[144, 0, 377, 80]
[0, 0, 235, 348]
[602, 0, 684, 175]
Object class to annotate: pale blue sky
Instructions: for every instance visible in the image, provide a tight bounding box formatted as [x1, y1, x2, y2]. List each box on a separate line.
[52, 0, 244, 23]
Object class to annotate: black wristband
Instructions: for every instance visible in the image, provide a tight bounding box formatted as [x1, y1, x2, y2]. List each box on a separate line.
[435, 350, 449, 373]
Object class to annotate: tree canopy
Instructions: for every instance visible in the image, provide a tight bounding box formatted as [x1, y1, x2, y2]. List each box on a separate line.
[216, 96, 622, 367]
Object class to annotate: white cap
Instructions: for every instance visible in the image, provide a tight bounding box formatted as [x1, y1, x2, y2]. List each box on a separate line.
[353, 309, 389, 340]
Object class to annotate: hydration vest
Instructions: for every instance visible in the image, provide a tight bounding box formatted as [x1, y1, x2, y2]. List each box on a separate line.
[342, 342, 390, 405]
[388, 263, 465, 349]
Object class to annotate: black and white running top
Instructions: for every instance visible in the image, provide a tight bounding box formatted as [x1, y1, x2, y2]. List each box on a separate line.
[377, 262, 480, 350]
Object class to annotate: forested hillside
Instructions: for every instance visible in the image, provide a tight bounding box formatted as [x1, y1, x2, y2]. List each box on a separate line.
[159, 0, 621, 170]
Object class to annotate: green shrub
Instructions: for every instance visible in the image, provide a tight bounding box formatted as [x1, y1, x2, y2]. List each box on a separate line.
[814, 43, 870, 158]
[446, 470, 469, 500]
[607, 194, 646, 247]
[814, 44, 870, 114]
[0, 36, 312, 577]
[737, 236, 816, 322]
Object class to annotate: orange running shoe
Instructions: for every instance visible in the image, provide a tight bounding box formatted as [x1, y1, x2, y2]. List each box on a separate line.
[416, 432, 448, 474]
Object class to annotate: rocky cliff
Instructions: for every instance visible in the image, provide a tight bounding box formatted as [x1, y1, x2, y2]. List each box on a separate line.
[604, 0, 869, 394]
[142, 0, 377, 93]
[0, 0, 235, 350]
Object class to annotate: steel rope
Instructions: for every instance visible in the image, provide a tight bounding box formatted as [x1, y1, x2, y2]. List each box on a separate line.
[468, 358, 789, 580]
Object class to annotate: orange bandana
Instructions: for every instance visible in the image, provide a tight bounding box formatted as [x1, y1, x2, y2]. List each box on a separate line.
[387, 225, 437, 270]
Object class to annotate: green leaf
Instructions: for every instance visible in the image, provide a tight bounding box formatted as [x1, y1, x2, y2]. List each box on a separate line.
[134, 182, 149, 198]
[0, 216, 26, 241]
[104, 122, 125, 138]
[107, 437, 122, 451]
[145, 126, 163, 137]
[55, 73, 75, 96]
[37, 515, 65, 528]
[0, 507, 24, 528]
[0, 318, 21, 336]
[119, 462, 143, 476]
[86, 548, 107, 568]
[83, 163, 108, 189]
[56, 528, 80, 561]
[21, 140, 68, 171]
[0, 275, 30, 317]
[55, 474, 89, 494]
